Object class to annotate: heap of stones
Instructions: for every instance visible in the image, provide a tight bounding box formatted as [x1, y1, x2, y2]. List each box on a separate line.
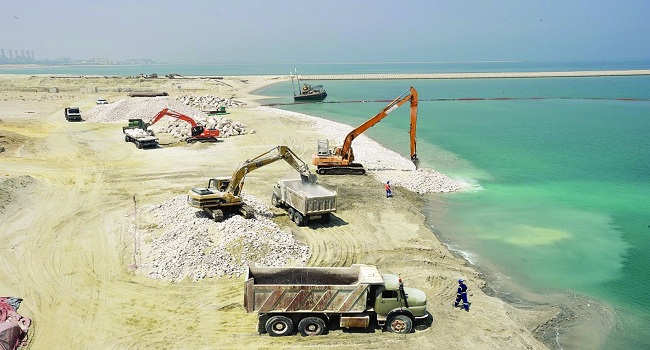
[83, 96, 249, 140]
[137, 194, 310, 282]
[176, 94, 245, 111]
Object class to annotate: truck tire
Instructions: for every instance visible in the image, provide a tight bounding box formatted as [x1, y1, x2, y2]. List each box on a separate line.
[135, 141, 142, 149]
[386, 314, 413, 334]
[271, 194, 280, 207]
[125, 135, 130, 142]
[288, 208, 295, 220]
[298, 316, 326, 336]
[265, 315, 293, 337]
[293, 211, 305, 226]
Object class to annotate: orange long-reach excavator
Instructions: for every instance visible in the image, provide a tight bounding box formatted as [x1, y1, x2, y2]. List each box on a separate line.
[312, 87, 419, 175]
[146, 108, 220, 143]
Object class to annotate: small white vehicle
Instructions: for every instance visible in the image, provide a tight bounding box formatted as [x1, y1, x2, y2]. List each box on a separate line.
[95, 98, 108, 105]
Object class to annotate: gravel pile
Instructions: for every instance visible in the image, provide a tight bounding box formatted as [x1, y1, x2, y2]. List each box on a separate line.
[177, 94, 245, 110]
[84, 96, 248, 139]
[138, 194, 310, 282]
[255, 107, 467, 194]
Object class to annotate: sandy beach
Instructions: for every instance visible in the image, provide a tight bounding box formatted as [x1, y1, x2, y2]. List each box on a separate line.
[0, 74, 568, 349]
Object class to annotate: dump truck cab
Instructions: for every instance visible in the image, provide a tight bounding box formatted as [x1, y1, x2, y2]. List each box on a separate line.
[373, 274, 428, 327]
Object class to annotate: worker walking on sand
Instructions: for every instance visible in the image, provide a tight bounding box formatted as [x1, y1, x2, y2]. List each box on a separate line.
[385, 181, 393, 198]
[454, 278, 470, 312]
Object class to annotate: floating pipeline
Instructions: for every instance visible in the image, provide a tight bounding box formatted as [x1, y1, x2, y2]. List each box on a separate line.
[263, 96, 650, 106]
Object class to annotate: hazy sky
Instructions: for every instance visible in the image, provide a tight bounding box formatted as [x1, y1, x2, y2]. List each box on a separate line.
[2, 0, 649, 63]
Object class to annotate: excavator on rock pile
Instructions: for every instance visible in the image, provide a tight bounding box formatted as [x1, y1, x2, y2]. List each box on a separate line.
[187, 145, 318, 222]
[312, 87, 419, 175]
[127, 108, 220, 143]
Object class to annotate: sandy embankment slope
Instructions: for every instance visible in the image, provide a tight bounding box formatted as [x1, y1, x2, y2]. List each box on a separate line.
[0, 75, 557, 349]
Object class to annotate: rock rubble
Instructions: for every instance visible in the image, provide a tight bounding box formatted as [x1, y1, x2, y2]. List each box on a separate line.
[84, 96, 249, 140]
[138, 194, 310, 282]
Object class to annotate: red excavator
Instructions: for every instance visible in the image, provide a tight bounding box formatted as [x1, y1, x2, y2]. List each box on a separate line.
[140, 108, 220, 143]
[312, 87, 419, 175]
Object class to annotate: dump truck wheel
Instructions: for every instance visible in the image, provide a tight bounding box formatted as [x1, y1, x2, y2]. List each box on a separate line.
[265, 316, 293, 337]
[293, 211, 305, 226]
[288, 208, 295, 219]
[124, 135, 129, 142]
[135, 141, 142, 149]
[387, 314, 413, 334]
[271, 194, 280, 207]
[298, 317, 326, 336]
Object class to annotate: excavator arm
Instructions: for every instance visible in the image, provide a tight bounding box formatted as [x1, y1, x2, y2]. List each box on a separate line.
[148, 108, 199, 127]
[339, 86, 418, 162]
[227, 145, 315, 197]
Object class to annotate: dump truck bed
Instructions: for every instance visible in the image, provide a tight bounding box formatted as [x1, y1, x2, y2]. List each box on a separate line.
[279, 179, 336, 215]
[244, 264, 384, 314]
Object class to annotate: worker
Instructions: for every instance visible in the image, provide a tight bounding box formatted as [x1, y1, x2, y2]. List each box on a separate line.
[454, 278, 470, 311]
[385, 181, 393, 198]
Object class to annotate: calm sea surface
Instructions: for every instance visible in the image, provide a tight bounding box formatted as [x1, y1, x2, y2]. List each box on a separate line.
[4, 61, 650, 349]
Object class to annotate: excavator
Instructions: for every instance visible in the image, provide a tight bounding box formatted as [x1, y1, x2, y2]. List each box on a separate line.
[312, 86, 419, 175]
[187, 145, 317, 222]
[130, 108, 220, 143]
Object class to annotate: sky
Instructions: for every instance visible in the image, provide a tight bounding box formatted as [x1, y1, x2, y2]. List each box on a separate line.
[1, 0, 649, 64]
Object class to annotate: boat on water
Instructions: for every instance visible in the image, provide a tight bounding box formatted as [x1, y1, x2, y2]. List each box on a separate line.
[291, 69, 327, 101]
[295, 83, 327, 101]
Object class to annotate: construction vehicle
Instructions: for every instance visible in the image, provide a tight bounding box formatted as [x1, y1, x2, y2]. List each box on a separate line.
[64, 107, 82, 122]
[312, 86, 419, 175]
[127, 108, 220, 143]
[122, 118, 159, 149]
[244, 264, 428, 336]
[271, 178, 336, 226]
[187, 145, 317, 222]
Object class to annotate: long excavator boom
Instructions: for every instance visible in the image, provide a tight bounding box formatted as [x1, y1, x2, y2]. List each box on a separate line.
[313, 87, 418, 175]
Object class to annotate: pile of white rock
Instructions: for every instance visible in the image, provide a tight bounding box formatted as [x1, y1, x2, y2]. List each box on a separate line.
[176, 94, 245, 110]
[255, 106, 468, 194]
[138, 194, 310, 282]
[83, 96, 249, 140]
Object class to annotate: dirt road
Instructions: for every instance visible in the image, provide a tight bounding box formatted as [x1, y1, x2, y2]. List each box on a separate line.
[0, 84, 555, 350]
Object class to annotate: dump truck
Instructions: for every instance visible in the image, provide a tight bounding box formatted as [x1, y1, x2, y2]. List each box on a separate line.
[244, 264, 428, 336]
[64, 107, 82, 122]
[271, 179, 336, 226]
[122, 119, 159, 149]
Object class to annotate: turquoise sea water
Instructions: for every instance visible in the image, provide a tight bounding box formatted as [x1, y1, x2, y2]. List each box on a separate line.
[254, 71, 650, 349]
[4, 61, 649, 348]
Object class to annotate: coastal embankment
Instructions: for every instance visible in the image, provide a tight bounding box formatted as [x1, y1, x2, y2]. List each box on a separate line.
[0, 73, 600, 349]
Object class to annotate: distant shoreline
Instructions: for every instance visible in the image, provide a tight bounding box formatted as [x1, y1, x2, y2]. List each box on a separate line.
[2, 69, 650, 81]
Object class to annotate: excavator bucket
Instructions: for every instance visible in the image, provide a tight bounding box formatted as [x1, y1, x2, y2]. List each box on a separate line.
[301, 173, 318, 184]
[412, 155, 420, 169]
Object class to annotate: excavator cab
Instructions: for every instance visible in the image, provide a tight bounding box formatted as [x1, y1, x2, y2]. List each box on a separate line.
[191, 126, 205, 137]
[208, 177, 231, 192]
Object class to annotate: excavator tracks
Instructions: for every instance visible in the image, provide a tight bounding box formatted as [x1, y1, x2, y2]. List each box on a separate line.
[316, 164, 366, 175]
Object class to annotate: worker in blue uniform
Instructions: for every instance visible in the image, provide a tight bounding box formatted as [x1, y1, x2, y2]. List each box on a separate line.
[454, 278, 470, 311]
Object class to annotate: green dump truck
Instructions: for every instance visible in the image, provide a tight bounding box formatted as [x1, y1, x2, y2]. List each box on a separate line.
[244, 264, 428, 336]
